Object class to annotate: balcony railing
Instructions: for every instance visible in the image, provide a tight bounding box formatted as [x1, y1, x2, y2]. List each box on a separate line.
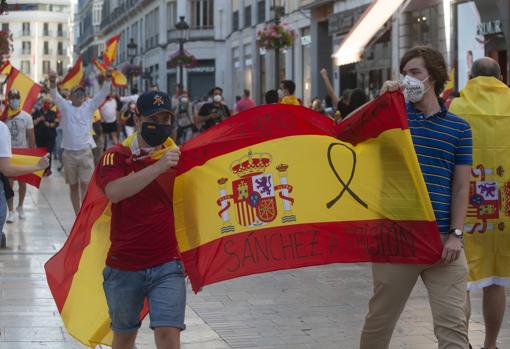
[20, 30, 31, 36]
[167, 27, 214, 43]
[43, 49, 52, 55]
[21, 49, 31, 55]
[57, 31, 66, 37]
[43, 30, 53, 37]
[57, 49, 65, 56]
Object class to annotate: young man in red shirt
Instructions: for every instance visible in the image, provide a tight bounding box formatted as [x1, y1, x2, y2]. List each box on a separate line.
[98, 91, 184, 349]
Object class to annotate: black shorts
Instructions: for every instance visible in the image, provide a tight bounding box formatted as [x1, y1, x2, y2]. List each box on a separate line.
[102, 121, 118, 134]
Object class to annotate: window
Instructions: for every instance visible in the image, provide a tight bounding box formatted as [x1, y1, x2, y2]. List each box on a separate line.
[167, 1, 177, 30]
[57, 60, 63, 76]
[44, 41, 49, 55]
[144, 8, 159, 49]
[21, 60, 30, 74]
[42, 61, 51, 74]
[244, 6, 252, 28]
[1, 23, 8, 32]
[22, 41, 31, 55]
[58, 42, 64, 55]
[233, 11, 239, 31]
[43, 23, 49, 36]
[92, 1, 102, 26]
[191, 0, 214, 28]
[57, 24, 63, 36]
[257, 0, 265, 23]
[22, 22, 30, 36]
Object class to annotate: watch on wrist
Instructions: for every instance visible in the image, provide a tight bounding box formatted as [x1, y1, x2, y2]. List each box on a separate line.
[449, 228, 463, 239]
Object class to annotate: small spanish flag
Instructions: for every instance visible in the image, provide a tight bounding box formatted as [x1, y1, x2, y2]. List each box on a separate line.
[59, 56, 84, 91]
[103, 34, 121, 67]
[0, 61, 42, 121]
[93, 59, 127, 88]
[11, 148, 47, 188]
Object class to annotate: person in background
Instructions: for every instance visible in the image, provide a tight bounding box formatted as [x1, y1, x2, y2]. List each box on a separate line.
[122, 101, 138, 137]
[32, 99, 58, 176]
[100, 95, 119, 150]
[235, 89, 257, 113]
[120, 87, 139, 105]
[175, 90, 195, 145]
[311, 97, 326, 115]
[279, 80, 301, 106]
[265, 90, 279, 104]
[5, 89, 36, 223]
[1, 121, 49, 247]
[348, 88, 368, 113]
[197, 87, 231, 132]
[150, 83, 160, 92]
[92, 107, 104, 166]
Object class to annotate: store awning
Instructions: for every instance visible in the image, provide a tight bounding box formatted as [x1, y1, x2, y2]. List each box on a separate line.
[333, 0, 406, 66]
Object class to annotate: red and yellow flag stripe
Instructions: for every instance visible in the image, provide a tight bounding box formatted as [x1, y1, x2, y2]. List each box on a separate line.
[11, 148, 47, 187]
[103, 34, 121, 67]
[93, 59, 127, 88]
[59, 55, 84, 91]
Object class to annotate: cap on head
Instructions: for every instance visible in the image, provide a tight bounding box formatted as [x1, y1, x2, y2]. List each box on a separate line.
[71, 85, 85, 95]
[7, 89, 20, 99]
[136, 91, 173, 118]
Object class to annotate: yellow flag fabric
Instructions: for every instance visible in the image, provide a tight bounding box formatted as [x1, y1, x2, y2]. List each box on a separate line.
[449, 76, 510, 290]
[59, 55, 84, 91]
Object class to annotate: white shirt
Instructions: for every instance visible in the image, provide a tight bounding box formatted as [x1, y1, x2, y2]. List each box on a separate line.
[50, 82, 111, 151]
[0, 121, 12, 158]
[100, 98, 118, 123]
[120, 94, 139, 104]
[5, 110, 33, 148]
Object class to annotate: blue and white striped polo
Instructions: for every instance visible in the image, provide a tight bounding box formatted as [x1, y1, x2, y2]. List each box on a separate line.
[407, 102, 473, 234]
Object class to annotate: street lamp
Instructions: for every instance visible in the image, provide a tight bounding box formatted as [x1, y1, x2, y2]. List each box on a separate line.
[271, 0, 285, 89]
[126, 38, 138, 89]
[175, 16, 190, 88]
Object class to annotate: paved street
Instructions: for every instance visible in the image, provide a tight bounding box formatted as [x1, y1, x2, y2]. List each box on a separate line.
[0, 170, 509, 349]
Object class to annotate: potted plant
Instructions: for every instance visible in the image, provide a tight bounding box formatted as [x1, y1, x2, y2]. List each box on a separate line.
[256, 23, 297, 50]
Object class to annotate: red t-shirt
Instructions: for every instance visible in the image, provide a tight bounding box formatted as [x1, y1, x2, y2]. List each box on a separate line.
[97, 146, 180, 270]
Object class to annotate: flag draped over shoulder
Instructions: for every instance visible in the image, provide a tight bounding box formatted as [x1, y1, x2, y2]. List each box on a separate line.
[0, 61, 42, 121]
[449, 76, 510, 290]
[59, 55, 84, 91]
[11, 148, 47, 187]
[44, 135, 177, 348]
[174, 92, 443, 293]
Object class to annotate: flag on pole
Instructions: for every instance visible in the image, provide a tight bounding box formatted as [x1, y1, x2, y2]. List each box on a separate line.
[45, 93, 443, 347]
[59, 55, 84, 91]
[0, 61, 42, 121]
[93, 58, 127, 88]
[103, 34, 121, 67]
[11, 147, 47, 188]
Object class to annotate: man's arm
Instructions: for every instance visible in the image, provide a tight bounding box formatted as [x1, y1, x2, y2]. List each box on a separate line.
[48, 71, 67, 110]
[320, 69, 341, 107]
[0, 156, 49, 177]
[442, 164, 471, 263]
[26, 128, 35, 148]
[104, 148, 180, 203]
[89, 68, 113, 111]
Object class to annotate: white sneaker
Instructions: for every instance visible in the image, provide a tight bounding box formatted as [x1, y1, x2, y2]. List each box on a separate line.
[16, 207, 26, 220]
[6, 210, 17, 223]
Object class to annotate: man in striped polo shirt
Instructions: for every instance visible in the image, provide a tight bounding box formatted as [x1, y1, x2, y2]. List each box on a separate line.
[360, 46, 472, 349]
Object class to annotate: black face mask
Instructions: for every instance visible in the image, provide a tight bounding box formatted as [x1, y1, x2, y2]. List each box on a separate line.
[141, 122, 172, 147]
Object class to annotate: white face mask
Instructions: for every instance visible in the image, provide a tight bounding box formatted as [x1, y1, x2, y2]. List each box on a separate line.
[213, 95, 222, 103]
[402, 75, 431, 103]
[277, 89, 284, 99]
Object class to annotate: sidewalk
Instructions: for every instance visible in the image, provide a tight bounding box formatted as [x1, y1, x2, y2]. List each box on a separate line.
[0, 171, 509, 348]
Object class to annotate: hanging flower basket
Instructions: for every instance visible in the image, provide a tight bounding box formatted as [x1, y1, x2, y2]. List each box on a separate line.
[167, 49, 197, 68]
[256, 23, 297, 50]
[0, 30, 13, 58]
[120, 62, 142, 77]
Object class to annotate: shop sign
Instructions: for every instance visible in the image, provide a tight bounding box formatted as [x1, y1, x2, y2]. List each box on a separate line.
[477, 20, 503, 36]
[187, 66, 215, 73]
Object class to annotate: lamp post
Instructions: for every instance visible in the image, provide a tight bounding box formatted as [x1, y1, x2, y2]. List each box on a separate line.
[127, 38, 138, 89]
[175, 16, 190, 88]
[271, 0, 285, 89]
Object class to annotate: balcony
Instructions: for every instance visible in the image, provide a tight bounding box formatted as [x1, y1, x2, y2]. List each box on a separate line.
[21, 49, 31, 55]
[100, 0, 144, 31]
[167, 27, 214, 43]
[19, 30, 31, 37]
[43, 49, 53, 55]
[57, 31, 66, 37]
[57, 49, 65, 56]
[43, 30, 53, 37]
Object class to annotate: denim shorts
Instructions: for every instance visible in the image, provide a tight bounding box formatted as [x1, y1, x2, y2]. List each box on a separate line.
[103, 259, 186, 333]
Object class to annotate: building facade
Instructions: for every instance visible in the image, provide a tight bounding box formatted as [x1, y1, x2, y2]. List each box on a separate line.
[2, 0, 73, 83]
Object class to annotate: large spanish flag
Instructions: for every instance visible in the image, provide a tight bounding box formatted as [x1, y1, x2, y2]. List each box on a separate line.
[0, 61, 42, 121]
[10, 148, 47, 188]
[59, 55, 84, 91]
[449, 76, 510, 290]
[103, 34, 121, 67]
[45, 92, 443, 347]
[93, 58, 127, 88]
[175, 92, 442, 292]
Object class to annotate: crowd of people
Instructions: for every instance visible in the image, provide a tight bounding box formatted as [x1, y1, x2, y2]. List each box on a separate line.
[0, 44, 507, 349]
